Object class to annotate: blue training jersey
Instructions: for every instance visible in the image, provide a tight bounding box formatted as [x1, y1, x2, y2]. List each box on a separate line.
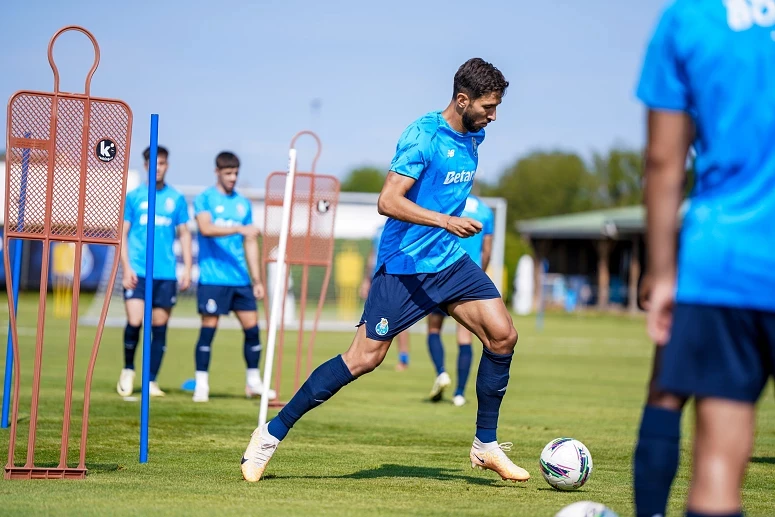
[194, 186, 253, 286]
[377, 111, 485, 274]
[637, 0, 775, 311]
[124, 184, 189, 280]
[458, 195, 494, 268]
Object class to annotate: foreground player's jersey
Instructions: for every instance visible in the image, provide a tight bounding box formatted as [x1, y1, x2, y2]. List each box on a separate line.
[194, 186, 253, 286]
[124, 184, 189, 280]
[378, 111, 485, 274]
[637, 0, 775, 311]
[459, 195, 494, 268]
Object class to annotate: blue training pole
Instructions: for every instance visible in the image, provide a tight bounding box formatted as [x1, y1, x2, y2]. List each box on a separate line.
[2, 135, 30, 429]
[140, 115, 159, 463]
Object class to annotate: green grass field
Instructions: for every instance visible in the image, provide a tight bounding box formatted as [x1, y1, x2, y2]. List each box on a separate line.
[1, 293, 774, 516]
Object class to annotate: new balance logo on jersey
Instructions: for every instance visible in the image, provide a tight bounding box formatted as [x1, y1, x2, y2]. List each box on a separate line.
[444, 170, 476, 185]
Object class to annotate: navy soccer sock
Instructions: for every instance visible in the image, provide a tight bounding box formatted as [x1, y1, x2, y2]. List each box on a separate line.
[268, 355, 355, 441]
[455, 344, 473, 397]
[123, 324, 141, 370]
[195, 327, 217, 372]
[149, 325, 167, 382]
[475, 347, 512, 443]
[634, 406, 682, 517]
[243, 325, 261, 369]
[427, 332, 445, 375]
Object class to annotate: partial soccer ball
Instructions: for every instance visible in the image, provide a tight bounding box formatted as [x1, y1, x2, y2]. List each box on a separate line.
[540, 437, 593, 490]
[554, 501, 618, 517]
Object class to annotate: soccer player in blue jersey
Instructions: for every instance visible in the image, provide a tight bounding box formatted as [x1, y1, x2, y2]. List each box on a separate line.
[117, 146, 192, 398]
[427, 194, 494, 406]
[242, 58, 529, 484]
[360, 224, 411, 371]
[635, 2, 775, 516]
[191, 151, 275, 403]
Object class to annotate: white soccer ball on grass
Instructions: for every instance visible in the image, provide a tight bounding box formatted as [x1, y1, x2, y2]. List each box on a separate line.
[539, 437, 593, 491]
[554, 501, 618, 517]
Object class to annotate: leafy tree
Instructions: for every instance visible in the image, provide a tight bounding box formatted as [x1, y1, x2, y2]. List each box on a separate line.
[592, 148, 643, 207]
[341, 166, 386, 193]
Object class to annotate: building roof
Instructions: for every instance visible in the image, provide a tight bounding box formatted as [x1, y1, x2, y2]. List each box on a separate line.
[517, 203, 688, 239]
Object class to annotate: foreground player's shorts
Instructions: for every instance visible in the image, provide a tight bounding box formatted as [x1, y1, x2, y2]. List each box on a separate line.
[659, 303, 775, 403]
[359, 254, 501, 341]
[197, 284, 257, 315]
[124, 278, 178, 309]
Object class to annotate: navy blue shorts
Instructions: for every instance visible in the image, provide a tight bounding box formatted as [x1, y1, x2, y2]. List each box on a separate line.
[124, 278, 178, 308]
[359, 254, 500, 340]
[197, 284, 257, 315]
[659, 303, 775, 403]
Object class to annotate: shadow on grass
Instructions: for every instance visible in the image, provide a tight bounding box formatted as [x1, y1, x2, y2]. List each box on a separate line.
[268, 463, 524, 487]
[750, 456, 775, 465]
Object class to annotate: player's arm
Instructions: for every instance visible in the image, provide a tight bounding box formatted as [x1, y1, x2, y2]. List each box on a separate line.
[644, 110, 693, 282]
[195, 211, 258, 238]
[377, 172, 481, 237]
[244, 232, 263, 294]
[481, 235, 493, 272]
[177, 223, 193, 291]
[120, 220, 138, 290]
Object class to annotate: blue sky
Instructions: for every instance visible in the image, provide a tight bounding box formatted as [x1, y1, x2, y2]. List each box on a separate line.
[1, 0, 668, 188]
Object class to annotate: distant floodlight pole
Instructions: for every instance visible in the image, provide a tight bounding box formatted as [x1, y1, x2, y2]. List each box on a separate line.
[258, 146, 297, 428]
[139, 114, 159, 463]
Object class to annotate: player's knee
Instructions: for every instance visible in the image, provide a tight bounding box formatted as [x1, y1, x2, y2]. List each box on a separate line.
[646, 382, 686, 411]
[489, 323, 517, 355]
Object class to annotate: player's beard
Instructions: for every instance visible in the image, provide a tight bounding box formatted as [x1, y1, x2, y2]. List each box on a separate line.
[461, 107, 483, 133]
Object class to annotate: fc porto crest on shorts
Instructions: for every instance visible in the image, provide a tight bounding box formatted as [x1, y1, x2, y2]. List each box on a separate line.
[375, 318, 389, 336]
[206, 298, 218, 313]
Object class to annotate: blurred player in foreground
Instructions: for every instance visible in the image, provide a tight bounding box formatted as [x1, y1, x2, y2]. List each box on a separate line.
[117, 146, 192, 398]
[360, 224, 411, 371]
[241, 58, 529, 483]
[427, 194, 493, 406]
[636, 2, 775, 516]
[191, 152, 275, 403]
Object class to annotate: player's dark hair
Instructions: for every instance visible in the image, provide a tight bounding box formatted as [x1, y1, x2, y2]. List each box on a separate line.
[216, 151, 240, 169]
[142, 146, 168, 161]
[453, 58, 509, 100]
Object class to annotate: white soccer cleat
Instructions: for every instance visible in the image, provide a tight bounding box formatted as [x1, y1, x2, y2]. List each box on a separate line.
[149, 381, 166, 397]
[116, 368, 135, 397]
[245, 379, 277, 400]
[241, 423, 280, 482]
[429, 372, 451, 402]
[453, 395, 466, 407]
[470, 441, 530, 482]
[192, 383, 209, 403]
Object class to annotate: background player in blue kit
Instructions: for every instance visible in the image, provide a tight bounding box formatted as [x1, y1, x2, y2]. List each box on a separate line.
[242, 58, 529, 484]
[117, 146, 192, 398]
[635, 2, 775, 516]
[191, 151, 275, 403]
[360, 224, 410, 371]
[427, 193, 493, 406]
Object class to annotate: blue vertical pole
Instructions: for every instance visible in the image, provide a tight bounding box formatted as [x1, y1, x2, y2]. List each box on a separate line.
[2, 133, 30, 429]
[140, 115, 158, 463]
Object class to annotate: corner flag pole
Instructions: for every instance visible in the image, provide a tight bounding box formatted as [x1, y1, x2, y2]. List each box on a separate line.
[140, 114, 159, 463]
[258, 146, 297, 428]
[1, 133, 29, 429]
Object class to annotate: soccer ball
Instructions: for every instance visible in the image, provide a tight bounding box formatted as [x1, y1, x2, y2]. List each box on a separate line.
[554, 501, 618, 517]
[539, 437, 593, 490]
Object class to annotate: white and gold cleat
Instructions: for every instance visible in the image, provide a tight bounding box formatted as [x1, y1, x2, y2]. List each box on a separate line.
[149, 381, 166, 397]
[117, 368, 135, 397]
[241, 423, 280, 482]
[429, 372, 451, 402]
[470, 441, 530, 482]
